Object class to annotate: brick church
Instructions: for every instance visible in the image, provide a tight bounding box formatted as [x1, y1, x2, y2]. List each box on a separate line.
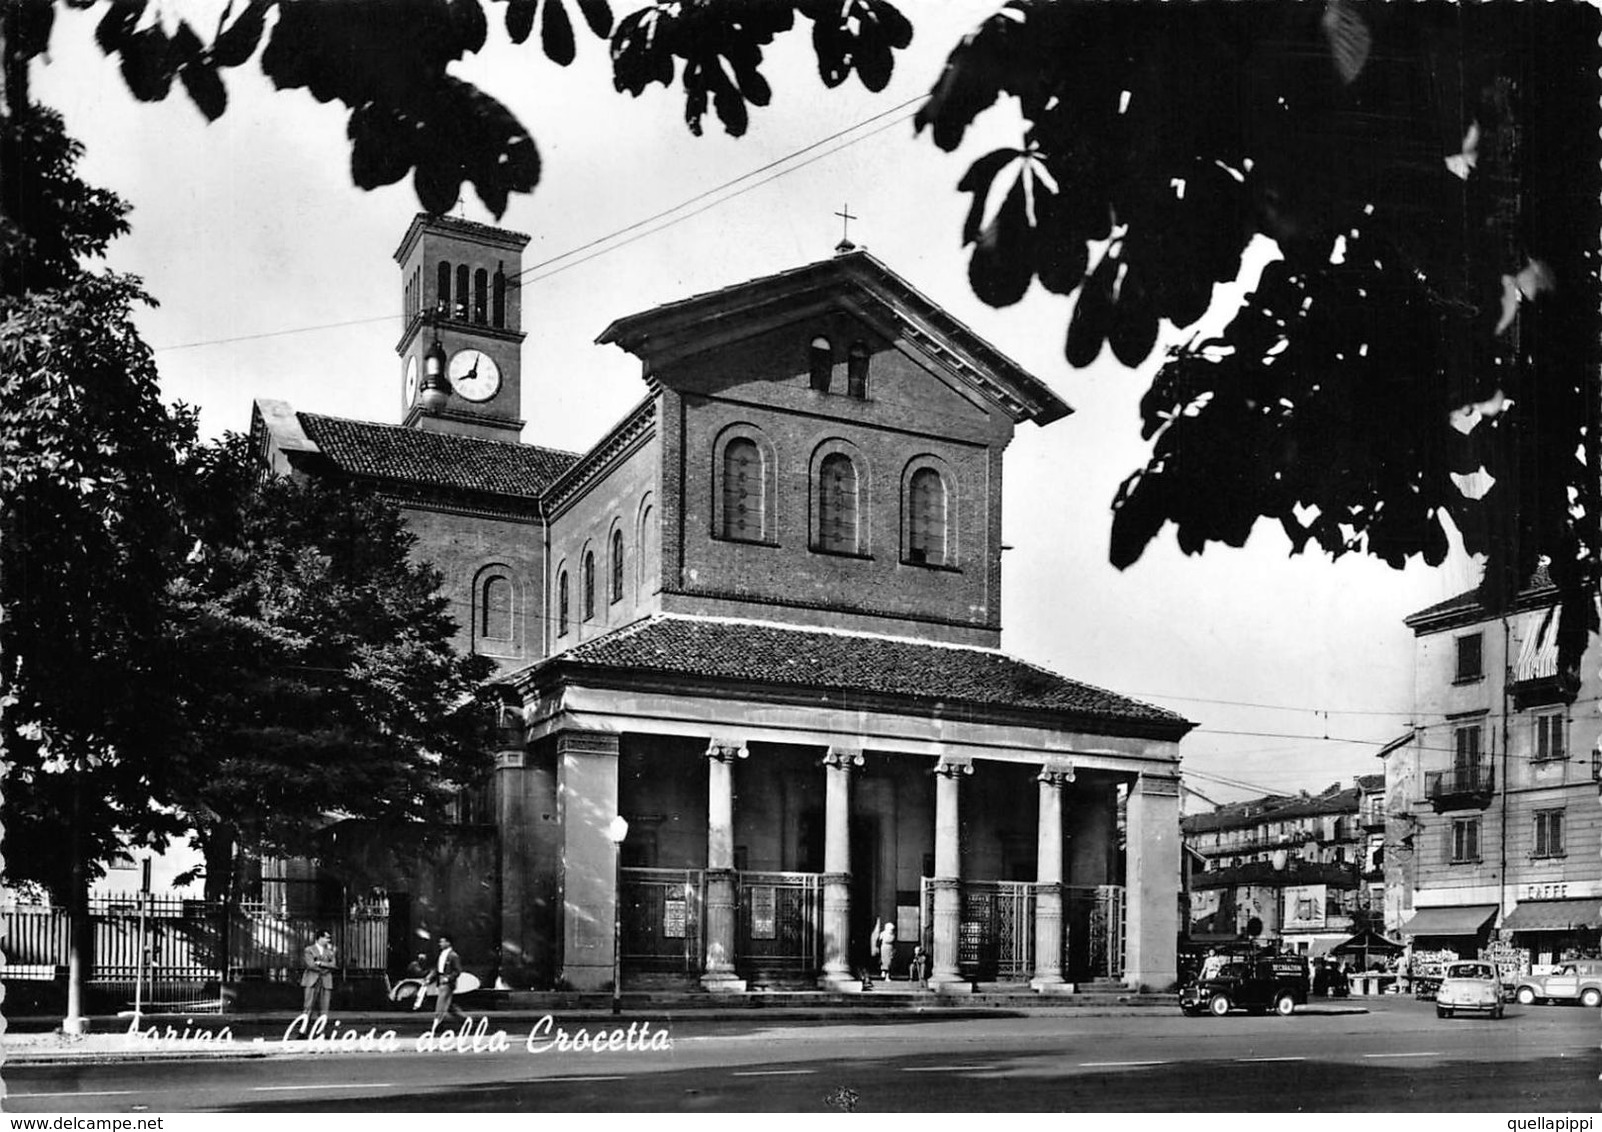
[252, 213, 1192, 994]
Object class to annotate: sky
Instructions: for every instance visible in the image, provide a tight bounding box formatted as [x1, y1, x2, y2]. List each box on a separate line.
[30, 1, 1483, 806]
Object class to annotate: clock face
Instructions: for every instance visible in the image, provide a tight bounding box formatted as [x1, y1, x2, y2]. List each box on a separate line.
[404, 356, 419, 406]
[449, 349, 502, 402]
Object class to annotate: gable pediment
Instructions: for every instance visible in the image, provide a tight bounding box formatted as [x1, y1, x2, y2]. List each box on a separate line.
[597, 252, 1070, 427]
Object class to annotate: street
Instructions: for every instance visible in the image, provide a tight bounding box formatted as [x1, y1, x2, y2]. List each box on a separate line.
[5, 998, 1598, 1112]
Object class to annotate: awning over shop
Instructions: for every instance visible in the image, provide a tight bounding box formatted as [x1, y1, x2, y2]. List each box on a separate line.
[1330, 929, 1405, 956]
[1401, 905, 1498, 937]
[1499, 899, 1602, 933]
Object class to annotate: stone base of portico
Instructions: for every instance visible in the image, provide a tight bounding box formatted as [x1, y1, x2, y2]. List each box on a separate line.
[927, 977, 975, 995]
[1030, 975, 1075, 995]
[700, 973, 749, 994]
[819, 973, 865, 992]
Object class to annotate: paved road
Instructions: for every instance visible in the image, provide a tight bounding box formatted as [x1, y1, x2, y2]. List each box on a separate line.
[6, 998, 1597, 1112]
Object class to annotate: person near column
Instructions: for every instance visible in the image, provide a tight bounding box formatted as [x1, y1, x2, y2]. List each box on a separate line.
[300, 929, 336, 1019]
[878, 917, 898, 980]
[432, 932, 467, 1023]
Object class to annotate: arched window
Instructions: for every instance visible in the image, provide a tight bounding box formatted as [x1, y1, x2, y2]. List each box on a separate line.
[907, 467, 948, 566]
[610, 529, 624, 603]
[473, 268, 488, 324]
[809, 336, 832, 392]
[455, 264, 469, 319]
[583, 551, 596, 620]
[437, 261, 452, 316]
[557, 570, 570, 636]
[722, 438, 766, 541]
[493, 266, 507, 328]
[480, 575, 512, 640]
[816, 453, 859, 553]
[848, 341, 870, 398]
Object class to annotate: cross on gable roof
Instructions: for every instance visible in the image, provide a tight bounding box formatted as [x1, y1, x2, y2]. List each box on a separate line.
[595, 250, 1071, 426]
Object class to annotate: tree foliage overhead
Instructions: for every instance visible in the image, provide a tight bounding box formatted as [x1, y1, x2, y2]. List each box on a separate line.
[18, 0, 909, 214]
[915, 0, 1600, 669]
[160, 437, 496, 903]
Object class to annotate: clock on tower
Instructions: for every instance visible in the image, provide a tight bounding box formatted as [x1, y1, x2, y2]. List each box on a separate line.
[394, 214, 529, 441]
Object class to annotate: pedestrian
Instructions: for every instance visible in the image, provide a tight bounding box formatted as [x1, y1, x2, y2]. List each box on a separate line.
[878, 918, 897, 980]
[300, 929, 336, 1020]
[432, 932, 467, 1024]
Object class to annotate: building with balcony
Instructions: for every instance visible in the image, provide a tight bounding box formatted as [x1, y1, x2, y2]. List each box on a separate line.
[1181, 783, 1365, 955]
[1392, 571, 1602, 968]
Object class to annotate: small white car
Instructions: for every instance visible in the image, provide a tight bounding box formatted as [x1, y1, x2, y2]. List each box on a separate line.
[1436, 960, 1505, 1019]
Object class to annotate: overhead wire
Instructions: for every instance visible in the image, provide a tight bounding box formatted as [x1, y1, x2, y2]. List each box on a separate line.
[152, 98, 928, 355]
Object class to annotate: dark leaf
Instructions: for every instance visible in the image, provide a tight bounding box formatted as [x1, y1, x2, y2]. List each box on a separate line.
[576, 0, 612, 37]
[348, 106, 415, 190]
[119, 28, 175, 103]
[506, 0, 537, 43]
[957, 148, 1021, 246]
[711, 75, 749, 137]
[95, 1, 145, 57]
[1108, 268, 1159, 367]
[180, 60, 228, 122]
[541, 0, 576, 66]
[212, 0, 270, 68]
[413, 160, 462, 215]
[1065, 253, 1116, 368]
[15, 0, 55, 61]
[968, 175, 1032, 308]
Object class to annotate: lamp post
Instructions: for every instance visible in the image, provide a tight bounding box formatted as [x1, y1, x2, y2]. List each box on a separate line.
[606, 816, 630, 1016]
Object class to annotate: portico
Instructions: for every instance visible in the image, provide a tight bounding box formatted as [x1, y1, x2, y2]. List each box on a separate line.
[500, 615, 1190, 995]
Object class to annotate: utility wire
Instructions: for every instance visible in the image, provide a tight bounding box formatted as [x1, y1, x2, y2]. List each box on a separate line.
[152, 99, 927, 355]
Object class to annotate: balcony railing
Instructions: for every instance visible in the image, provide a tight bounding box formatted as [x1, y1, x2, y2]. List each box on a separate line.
[1425, 762, 1495, 810]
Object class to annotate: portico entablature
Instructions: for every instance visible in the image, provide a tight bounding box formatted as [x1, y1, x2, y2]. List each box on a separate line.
[519, 681, 1182, 777]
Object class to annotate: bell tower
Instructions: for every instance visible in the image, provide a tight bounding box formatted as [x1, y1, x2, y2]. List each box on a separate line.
[394, 214, 530, 440]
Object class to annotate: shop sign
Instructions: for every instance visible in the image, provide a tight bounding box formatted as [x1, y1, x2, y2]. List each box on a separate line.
[1520, 883, 1569, 901]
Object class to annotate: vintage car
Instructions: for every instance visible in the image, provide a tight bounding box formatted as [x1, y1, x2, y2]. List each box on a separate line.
[1435, 960, 1505, 1018]
[1180, 948, 1310, 1017]
[1511, 960, 1602, 1007]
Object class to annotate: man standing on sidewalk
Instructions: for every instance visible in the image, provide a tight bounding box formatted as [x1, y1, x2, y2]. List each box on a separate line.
[432, 933, 467, 1024]
[300, 930, 336, 1019]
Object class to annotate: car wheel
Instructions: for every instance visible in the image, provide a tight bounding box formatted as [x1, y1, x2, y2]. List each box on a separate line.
[1208, 992, 1231, 1017]
[1516, 987, 1536, 1005]
[1274, 992, 1296, 1017]
[1581, 988, 1601, 1009]
[1435, 1006, 1446, 1018]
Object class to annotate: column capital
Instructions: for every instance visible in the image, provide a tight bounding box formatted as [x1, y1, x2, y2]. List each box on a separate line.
[554, 730, 619, 758]
[934, 758, 973, 779]
[823, 746, 865, 770]
[1038, 762, 1075, 788]
[706, 738, 749, 763]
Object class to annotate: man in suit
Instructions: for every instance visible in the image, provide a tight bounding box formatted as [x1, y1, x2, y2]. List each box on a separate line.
[432, 933, 466, 1023]
[300, 929, 336, 1019]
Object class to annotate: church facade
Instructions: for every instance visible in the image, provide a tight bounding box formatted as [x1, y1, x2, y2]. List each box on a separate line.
[253, 213, 1192, 994]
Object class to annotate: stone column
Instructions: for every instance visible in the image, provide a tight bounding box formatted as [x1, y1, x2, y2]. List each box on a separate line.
[555, 730, 620, 992]
[820, 746, 863, 988]
[929, 758, 973, 994]
[1031, 762, 1074, 994]
[1124, 772, 1181, 992]
[702, 738, 748, 993]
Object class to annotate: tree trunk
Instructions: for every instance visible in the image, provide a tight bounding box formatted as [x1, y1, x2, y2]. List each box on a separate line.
[201, 827, 238, 986]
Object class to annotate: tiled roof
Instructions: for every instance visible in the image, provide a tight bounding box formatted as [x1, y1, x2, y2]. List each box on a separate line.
[522, 616, 1191, 735]
[298, 414, 578, 500]
[1405, 564, 1554, 627]
[1182, 787, 1358, 834]
[1354, 773, 1385, 791]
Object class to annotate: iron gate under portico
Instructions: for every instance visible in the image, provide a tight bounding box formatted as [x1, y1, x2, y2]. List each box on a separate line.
[920, 879, 1126, 983]
[620, 868, 822, 979]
